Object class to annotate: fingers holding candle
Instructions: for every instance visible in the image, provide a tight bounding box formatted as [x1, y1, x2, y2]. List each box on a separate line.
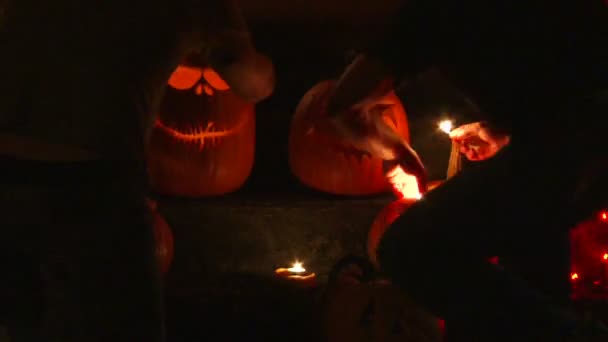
[442, 120, 511, 161]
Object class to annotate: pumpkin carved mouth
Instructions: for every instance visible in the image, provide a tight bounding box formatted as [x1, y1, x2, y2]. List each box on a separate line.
[154, 112, 249, 150]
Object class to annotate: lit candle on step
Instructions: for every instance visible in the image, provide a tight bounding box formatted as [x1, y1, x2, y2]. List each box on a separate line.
[275, 261, 317, 287]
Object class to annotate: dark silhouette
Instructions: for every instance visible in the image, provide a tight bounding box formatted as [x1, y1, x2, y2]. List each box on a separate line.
[326, 0, 608, 340]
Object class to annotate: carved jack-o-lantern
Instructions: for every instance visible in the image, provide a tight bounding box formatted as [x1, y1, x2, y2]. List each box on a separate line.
[368, 199, 418, 267]
[147, 64, 255, 197]
[321, 256, 442, 342]
[288, 80, 410, 196]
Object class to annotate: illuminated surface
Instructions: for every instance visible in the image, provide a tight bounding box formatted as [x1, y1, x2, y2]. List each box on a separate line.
[438, 120, 453, 134]
[275, 261, 316, 281]
[385, 165, 422, 200]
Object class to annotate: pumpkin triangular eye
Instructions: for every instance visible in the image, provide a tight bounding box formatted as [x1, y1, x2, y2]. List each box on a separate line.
[168, 65, 203, 90]
[202, 68, 230, 91]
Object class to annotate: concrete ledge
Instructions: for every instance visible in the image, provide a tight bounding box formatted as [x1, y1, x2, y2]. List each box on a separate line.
[157, 192, 392, 293]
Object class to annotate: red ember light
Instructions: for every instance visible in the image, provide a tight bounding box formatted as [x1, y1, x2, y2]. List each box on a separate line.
[385, 165, 422, 200]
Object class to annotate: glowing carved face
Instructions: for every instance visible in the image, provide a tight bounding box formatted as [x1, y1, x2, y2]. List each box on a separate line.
[288, 80, 411, 196]
[146, 64, 255, 197]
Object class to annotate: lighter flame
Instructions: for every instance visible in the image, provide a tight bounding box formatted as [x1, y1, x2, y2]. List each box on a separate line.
[386, 166, 422, 200]
[287, 261, 306, 273]
[439, 120, 453, 134]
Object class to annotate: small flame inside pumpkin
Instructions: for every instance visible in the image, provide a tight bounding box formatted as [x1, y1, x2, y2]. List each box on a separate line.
[386, 166, 422, 200]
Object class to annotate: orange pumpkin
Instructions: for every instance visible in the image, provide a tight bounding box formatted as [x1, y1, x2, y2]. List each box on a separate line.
[147, 63, 255, 197]
[288, 80, 410, 196]
[147, 198, 174, 276]
[368, 184, 499, 270]
[368, 199, 418, 267]
[322, 256, 442, 342]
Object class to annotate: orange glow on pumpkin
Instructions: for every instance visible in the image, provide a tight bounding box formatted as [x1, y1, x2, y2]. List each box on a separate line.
[288, 80, 411, 196]
[368, 199, 418, 266]
[385, 165, 422, 200]
[147, 62, 255, 198]
[168, 65, 203, 90]
[202, 67, 230, 91]
[154, 115, 249, 150]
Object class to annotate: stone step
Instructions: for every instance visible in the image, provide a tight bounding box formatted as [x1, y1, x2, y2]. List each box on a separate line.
[156, 192, 393, 294]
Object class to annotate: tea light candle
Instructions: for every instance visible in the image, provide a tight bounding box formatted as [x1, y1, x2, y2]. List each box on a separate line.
[275, 261, 317, 288]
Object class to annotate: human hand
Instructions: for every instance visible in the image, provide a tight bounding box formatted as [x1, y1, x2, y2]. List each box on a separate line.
[449, 121, 510, 161]
[329, 103, 428, 194]
[302, 80, 428, 194]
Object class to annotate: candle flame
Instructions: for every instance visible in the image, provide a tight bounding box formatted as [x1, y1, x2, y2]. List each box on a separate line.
[438, 120, 453, 134]
[600, 211, 607, 222]
[571, 273, 579, 280]
[603, 253, 608, 261]
[287, 261, 306, 273]
[386, 166, 422, 200]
